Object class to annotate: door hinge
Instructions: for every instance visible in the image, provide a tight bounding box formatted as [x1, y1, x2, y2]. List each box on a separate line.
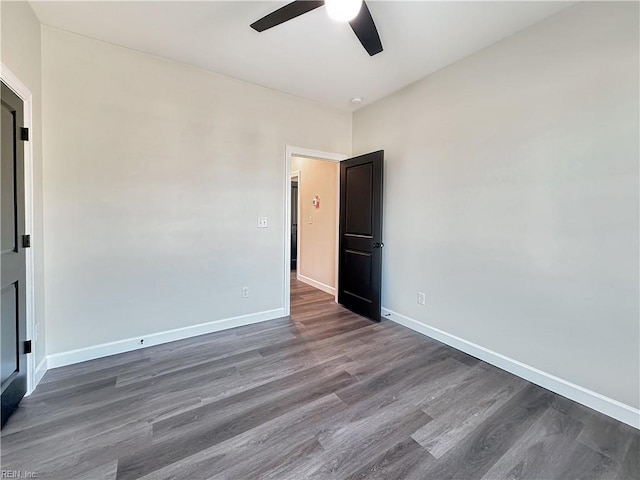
[24, 340, 32, 354]
[20, 127, 29, 141]
[22, 234, 31, 248]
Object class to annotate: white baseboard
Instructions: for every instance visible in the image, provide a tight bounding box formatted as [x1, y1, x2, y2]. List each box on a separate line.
[27, 357, 48, 395]
[34, 357, 48, 386]
[47, 308, 285, 369]
[382, 307, 640, 430]
[297, 273, 336, 296]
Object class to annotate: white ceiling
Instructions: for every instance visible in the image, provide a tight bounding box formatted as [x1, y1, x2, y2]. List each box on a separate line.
[30, 1, 573, 111]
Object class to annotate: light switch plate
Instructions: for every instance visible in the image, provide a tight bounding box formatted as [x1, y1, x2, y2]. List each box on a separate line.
[308, 216, 313, 224]
[257, 217, 268, 228]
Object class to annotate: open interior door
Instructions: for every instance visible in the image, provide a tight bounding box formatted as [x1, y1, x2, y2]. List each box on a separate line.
[1, 82, 29, 427]
[338, 150, 383, 321]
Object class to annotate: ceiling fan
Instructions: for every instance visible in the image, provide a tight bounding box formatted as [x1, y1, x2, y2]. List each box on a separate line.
[250, 0, 383, 56]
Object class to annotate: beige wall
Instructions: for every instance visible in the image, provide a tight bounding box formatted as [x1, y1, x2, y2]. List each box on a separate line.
[353, 2, 639, 409]
[41, 26, 351, 356]
[1, 1, 46, 367]
[291, 156, 338, 290]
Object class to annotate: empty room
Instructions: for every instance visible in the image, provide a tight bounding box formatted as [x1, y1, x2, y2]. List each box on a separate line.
[1, 1, 638, 479]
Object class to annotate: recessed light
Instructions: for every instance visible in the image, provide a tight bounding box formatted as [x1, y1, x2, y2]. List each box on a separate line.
[351, 97, 363, 105]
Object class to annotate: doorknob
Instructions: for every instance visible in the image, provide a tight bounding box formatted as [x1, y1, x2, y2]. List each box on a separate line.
[373, 242, 384, 248]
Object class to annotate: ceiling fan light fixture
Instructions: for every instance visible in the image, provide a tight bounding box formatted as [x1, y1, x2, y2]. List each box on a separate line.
[325, 0, 363, 22]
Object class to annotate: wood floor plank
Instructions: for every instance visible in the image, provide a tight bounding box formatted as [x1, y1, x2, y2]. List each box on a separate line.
[117, 361, 356, 479]
[114, 348, 262, 387]
[32, 358, 150, 394]
[336, 353, 466, 408]
[281, 399, 431, 480]
[1, 274, 638, 480]
[344, 437, 435, 480]
[68, 461, 118, 480]
[554, 442, 616, 479]
[417, 384, 554, 480]
[577, 411, 637, 465]
[413, 364, 527, 458]
[39, 350, 150, 384]
[3, 420, 152, 479]
[480, 406, 585, 479]
[618, 434, 640, 480]
[151, 355, 353, 439]
[139, 394, 349, 480]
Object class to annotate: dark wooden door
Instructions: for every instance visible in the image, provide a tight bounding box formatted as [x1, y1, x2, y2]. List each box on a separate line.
[1, 81, 28, 427]
[338, 150, 383, 321]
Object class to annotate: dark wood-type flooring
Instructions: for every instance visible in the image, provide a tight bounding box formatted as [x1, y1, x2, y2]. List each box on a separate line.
[1, 274, 638, 479]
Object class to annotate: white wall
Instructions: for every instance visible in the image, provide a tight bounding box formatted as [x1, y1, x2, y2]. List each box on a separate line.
[41, 27, 351, 356]
[291, 156, 338, 290]
[353, 2, 639, 409]
[1, 1, 46, 369]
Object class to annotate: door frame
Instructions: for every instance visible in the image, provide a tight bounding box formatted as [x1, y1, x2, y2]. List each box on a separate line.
[1, 63, 37, 395]
[283, 146, 347, 316]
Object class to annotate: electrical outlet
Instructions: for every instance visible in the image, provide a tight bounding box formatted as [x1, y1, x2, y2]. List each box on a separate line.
[308, 216, 313, 224]
[257, 217, 268, 228]
[242, 287, 249, 298]
[417, 292, 426, 305]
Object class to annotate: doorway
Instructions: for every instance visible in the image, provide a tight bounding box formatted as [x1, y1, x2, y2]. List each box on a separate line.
[284, 146, 384, 322]
[290, 156, 340, 297]
[284, 147, 346, 316]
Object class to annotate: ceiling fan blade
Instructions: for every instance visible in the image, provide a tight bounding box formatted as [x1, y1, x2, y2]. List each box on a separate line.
[349, 1, 383, 56]
[250, 1, 325, 32]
